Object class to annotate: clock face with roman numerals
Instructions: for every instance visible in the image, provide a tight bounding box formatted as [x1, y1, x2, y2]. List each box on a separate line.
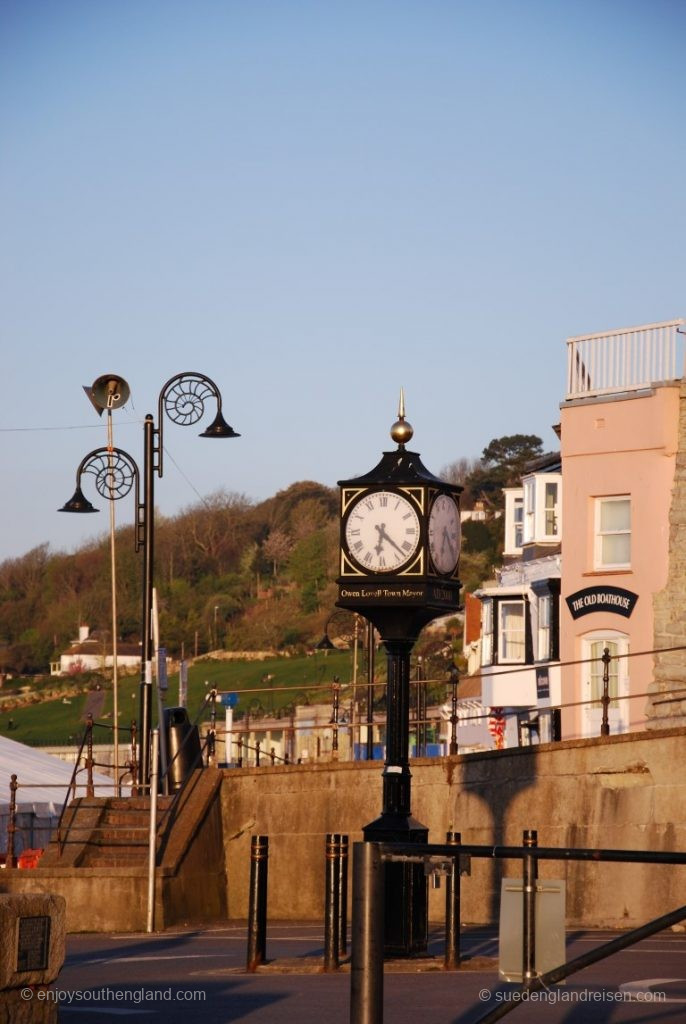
[428, 493, 460, 574]
[344, 490, 420, 573]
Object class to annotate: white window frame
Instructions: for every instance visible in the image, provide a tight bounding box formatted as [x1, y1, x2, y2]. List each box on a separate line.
[523, 480, 535, 544]
[537, 594, 552, 662]
[543, 481, 559, 538]
[503, 488, 524, 556]
[513, 497, 524, 549]
[498, 599, 526, 664]
[594, 496, 631, 570]
[481, 599, 493, 666]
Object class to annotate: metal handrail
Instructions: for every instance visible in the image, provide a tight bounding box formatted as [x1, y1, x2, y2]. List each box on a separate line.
[233, 736, 290, 768]
[54, 715, 138, 856]
[350, 834, 686, 1024]
[55, 714, 94, 854]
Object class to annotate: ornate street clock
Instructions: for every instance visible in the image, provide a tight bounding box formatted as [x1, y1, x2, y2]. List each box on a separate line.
[336, 393, 462, 958]
[337, 393, 461, 633]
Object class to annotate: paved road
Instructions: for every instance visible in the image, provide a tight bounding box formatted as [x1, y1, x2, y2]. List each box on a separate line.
[46, 924, 686, 1023]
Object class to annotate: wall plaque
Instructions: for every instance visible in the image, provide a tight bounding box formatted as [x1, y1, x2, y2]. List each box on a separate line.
[536, 667, 550, 699]
[16, 915, 51, 973]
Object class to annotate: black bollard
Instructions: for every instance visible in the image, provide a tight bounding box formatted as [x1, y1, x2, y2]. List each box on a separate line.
[339, 834, 349, 958]
[444, 831, 461, 969]
[6, 775, 17, 868]
[246, 835, 269, 971]
[522, 829, 538, 990]
[350, 842, 384, 1024]
[129, 720, 139, 796]
[85, 713, 94, 798]
[325, 833, 341, 970]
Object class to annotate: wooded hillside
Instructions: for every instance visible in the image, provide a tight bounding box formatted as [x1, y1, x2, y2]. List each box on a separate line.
[1, 481, 339, 673]
[0, 435, 541, 674]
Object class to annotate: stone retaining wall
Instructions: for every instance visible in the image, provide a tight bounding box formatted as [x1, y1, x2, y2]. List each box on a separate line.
[221, 726, 686, 929]
[2, 729, 685, 933]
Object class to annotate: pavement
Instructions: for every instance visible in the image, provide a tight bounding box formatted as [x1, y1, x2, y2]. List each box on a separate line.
[31, 923, 686, 1022]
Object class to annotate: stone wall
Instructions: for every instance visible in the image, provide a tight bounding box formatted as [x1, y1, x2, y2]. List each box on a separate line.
[650, 378, 686, 727]
[3, 730, 686, 933]
[221, 727, 686, 929]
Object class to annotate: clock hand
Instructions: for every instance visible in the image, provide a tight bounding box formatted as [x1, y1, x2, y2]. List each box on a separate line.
[375, 523, 405, 556]
[444, 532, 457, 560]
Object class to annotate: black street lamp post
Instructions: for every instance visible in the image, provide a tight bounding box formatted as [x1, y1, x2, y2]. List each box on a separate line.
[600, 646, 612, 737]
[331, 676, 341, 758]
[60, 372, 239, 789]
[448, 663, 459, 756]
[366, 621, 376, 762]
[414, 656, 425, 757]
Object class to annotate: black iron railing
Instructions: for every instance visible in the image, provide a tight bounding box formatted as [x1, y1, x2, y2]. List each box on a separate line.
[350, 833, 686, 1024]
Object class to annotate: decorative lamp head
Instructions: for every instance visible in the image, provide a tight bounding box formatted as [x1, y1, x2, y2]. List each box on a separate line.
[58, 485, 98, 514]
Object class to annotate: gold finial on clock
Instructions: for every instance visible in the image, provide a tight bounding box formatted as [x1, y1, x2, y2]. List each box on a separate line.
[390, 387, 414, 447]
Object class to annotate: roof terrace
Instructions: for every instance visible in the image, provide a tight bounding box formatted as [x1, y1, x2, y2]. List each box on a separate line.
[565, 318, 684, 401]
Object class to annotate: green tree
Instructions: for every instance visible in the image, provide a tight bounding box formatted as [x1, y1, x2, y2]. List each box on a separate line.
[11, 628, 53, 674]
[465, 433, 543, 507]
[287, 532, 328, 612]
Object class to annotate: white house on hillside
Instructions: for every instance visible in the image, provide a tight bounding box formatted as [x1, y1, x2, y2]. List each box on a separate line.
[51, 626, 141, 676]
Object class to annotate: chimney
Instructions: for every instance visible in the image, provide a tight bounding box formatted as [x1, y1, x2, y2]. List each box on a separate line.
[79, 625, 90, 643]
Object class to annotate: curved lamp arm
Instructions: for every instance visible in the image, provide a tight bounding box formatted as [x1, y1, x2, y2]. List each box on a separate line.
[59, 446, 143, 552]
[156, 371, 240, 477]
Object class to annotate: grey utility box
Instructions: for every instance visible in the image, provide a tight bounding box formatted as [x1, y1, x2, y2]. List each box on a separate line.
[499, 878, 566, 982]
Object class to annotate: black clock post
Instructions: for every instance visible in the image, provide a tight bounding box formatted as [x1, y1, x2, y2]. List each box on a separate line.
[336, 396, 461, 956]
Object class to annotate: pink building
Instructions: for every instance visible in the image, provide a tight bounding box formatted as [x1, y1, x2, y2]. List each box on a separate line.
[559, 319, 684, 738]
[473, 318, 686, 747]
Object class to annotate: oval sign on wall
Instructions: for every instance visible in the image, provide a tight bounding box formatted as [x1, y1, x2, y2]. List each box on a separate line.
[566, 585, 639, 620]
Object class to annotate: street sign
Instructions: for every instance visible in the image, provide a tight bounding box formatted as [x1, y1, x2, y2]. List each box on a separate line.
[220, 692, 239, 708]
[157, 647, 168, 691]
[499, 878, 566, 981]
[179, 660, 188, 707]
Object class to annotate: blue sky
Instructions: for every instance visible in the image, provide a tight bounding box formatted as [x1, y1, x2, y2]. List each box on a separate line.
[1, 0, 684, 563]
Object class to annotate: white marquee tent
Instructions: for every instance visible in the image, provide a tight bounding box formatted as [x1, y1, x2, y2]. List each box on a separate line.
[0, 734, 114, 857]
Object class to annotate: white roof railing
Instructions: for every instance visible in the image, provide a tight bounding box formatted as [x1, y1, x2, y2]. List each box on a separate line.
[565, 319, 684, 400]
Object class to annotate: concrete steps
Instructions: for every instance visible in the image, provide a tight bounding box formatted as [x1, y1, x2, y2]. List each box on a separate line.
[78, 796, 175, 867]
[41, 794, 175, 867]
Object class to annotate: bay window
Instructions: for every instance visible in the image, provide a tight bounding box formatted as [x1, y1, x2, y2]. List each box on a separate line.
[499, 600, 526, 663]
